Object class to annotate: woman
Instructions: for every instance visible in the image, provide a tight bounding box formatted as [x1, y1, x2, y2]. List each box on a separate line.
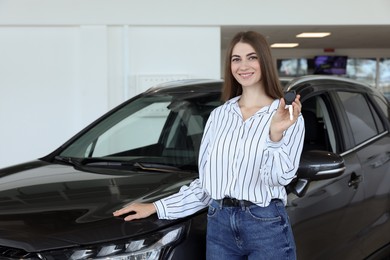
[113, 31, 305, 260]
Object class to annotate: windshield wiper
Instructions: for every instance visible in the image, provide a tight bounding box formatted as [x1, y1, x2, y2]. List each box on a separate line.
[132, 162, 183, 173]
[54, 156, 83, 167]
[85, 161, 183, 173]
[55, 156, 195, 173]
[81, 158, 193, 173]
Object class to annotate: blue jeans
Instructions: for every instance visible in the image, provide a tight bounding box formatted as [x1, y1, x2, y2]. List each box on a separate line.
[206, 199, 296, 260]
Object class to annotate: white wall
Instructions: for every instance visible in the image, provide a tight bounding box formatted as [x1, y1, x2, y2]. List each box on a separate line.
[0, 26, 109, 167]
[126, 27, 221, 97]
[0, 27, 78, 166]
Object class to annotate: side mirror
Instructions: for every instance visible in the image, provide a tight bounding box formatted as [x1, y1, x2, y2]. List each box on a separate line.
[289, 150, 345, 197]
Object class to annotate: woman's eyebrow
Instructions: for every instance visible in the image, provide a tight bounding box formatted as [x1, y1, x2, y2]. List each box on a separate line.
[231, 52, 257, 58]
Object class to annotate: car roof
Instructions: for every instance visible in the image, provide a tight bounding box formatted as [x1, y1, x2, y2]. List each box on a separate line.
[145, 79, 223, 94]
[285, 75, 372, 89]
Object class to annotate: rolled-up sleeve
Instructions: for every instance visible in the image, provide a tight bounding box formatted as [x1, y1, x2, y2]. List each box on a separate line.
[154, 178, 211, 219]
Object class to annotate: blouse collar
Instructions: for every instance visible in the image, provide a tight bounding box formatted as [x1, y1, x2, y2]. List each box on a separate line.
[226, 95, 280, 115]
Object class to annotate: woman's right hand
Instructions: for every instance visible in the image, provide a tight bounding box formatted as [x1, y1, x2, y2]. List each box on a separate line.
[269, 94, 302, 142]
[113, 202, 157, 221]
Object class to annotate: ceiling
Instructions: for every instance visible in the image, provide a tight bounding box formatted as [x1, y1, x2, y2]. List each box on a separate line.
[220, 25, 390, 50]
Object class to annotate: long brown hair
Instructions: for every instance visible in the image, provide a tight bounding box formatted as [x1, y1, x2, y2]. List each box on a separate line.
[222, 31, 283, 101]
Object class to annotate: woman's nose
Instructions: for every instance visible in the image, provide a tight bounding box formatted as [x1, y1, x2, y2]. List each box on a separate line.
[239, 60, 250, 69]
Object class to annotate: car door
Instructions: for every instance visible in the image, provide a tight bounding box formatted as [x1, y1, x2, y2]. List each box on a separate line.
[335, 90, 390, 257]
[288, 86, 367, 260]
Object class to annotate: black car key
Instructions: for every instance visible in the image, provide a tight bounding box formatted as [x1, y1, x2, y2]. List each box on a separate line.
[284, 90, 296, 120]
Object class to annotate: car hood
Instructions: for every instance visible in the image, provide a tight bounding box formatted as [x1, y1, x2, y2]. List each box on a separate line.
[0, 160, 196, 252]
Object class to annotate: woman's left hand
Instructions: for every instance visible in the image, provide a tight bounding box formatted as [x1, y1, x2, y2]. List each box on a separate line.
[269, 94, 301, 142]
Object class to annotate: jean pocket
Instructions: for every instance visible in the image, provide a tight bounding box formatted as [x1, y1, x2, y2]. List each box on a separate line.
[247, 205, 282, 222]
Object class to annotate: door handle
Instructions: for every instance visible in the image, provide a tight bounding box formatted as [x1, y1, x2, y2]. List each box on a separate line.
[348, 173, 362, 189]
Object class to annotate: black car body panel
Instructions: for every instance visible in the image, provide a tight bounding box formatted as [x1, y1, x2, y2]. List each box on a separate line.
[0, 162, 193, 250]
[0, 76, 389, 259]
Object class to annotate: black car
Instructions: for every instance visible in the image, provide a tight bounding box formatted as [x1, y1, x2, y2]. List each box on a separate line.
[0, 75, 389, 260]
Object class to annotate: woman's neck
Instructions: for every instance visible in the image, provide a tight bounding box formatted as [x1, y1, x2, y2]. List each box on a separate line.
[239, 85, 273, 109]
[238, 85, 274, 121]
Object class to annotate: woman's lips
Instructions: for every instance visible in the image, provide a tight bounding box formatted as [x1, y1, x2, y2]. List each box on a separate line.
[239, 72, 254, 79]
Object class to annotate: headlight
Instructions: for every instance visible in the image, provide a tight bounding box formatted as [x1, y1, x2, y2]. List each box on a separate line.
[43, 225, 184, 260]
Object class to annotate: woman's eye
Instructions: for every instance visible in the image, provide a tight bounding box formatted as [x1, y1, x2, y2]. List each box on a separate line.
[248, 56, 258, 60]
[231, 58, 240, 62]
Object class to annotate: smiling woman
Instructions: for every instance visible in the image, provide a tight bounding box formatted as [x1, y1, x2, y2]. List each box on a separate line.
[202, 31, 304, 260]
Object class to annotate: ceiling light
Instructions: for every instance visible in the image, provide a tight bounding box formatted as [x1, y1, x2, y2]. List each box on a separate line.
[270, 43, 299, 48]
[296, 32, 331, 38]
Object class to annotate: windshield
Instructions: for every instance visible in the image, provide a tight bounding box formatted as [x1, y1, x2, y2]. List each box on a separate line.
[59, 91, 222, 171]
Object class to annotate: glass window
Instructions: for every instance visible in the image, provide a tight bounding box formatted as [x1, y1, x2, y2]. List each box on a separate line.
[373, 95, 389, 119]
[59, 92, 221, 169]
[379, 58, 390, 101]
[337, 92, 382, 145]
[91, 102, 170, 157]
[277, 58, 308, 76]
[301, 95, 337, 153]
[346, 58, 377, 86]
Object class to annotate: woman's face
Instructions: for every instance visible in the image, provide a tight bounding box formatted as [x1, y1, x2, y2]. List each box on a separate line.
[230, 42, 261, 88]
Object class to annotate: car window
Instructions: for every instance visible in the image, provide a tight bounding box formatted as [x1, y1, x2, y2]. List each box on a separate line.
[91, 102, 170, 157]
[368, 100, 385, 133]
[59, 92, 221, 169]
[373, 95, 390, 119]
[301, 95, 337, 153]
[337, 91, 384, 145]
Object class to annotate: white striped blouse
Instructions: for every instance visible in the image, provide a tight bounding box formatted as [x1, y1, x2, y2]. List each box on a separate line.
[154, 96, 305, 219]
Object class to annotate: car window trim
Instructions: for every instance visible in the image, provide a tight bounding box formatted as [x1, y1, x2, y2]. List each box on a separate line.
[340, 130, 389, 157]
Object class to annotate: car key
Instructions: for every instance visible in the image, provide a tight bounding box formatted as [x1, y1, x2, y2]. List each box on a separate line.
[284, 90, 296, 120]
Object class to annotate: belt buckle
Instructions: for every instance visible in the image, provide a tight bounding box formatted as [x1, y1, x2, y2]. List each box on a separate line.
[232, 198, 240, 207]
[226, 197, 239, 207]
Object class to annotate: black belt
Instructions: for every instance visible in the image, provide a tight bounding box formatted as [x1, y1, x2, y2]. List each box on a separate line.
[215, 197, 254, 207]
